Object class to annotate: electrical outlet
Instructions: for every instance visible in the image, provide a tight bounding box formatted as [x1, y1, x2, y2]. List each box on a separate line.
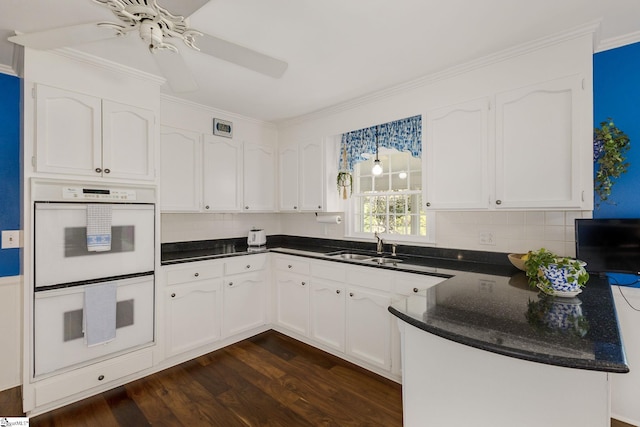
[479, 231, 495, 246]
[1, 230, 22, 249]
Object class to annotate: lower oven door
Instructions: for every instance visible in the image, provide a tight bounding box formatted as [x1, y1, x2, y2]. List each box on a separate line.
[33, 275, 154, 377]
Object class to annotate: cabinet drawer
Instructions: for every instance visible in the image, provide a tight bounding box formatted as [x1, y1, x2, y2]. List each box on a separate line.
[225, 254, 267, 275]
[35, 348, 153, 407]
[346, 265, 392, 292]
[394, 273, 447, 296]
[166, 261, 224, 285]
[275, 256, 310, 275]
[311, 261, 346, 282]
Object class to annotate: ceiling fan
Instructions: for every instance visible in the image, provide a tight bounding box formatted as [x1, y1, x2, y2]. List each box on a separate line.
[8, 0, 288, 92]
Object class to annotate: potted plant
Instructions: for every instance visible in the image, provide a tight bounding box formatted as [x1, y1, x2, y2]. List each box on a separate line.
[593, 119, 631, 207]
[523, 248, 589, 296]
[337, 171, 352, 200]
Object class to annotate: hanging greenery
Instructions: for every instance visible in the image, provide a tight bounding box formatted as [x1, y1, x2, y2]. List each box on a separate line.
[593, 119, 631, 207]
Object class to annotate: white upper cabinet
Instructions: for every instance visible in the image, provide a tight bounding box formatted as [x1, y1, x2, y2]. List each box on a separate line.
[424, 74, 588, 211]
[35, 85, 101, 177]
[425, 98, 490, 209]
[279, 144, 299, 211]
[160, 126, 201, 212]
[35, 84, 155, 181]
[494, 75, 584, 209]
[243, 142, 276, 211]
[299, 138, 324, 211]
[278, 136, 342, 213]
[203, 135, 243, 212]
[102, 100, 155, 181]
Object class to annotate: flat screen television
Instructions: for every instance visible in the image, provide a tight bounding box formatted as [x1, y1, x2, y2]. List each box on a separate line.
[575, 218, 640, 275]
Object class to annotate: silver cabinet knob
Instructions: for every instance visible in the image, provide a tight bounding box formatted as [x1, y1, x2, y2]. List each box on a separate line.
[171, 293, 176, 298]
[413, 287, 419, 293]
[246, 265, 251, 269]
[426, 202, 431, 207]
[288, 265, 292, 269]
[104, 168, 111, 174]
[194, 272, 199, 277]
[205, 205, 210, 210]
[245, 206, 250, 210]
[349, 292, 354, 297]
[496, 200, 502, 205]
[294, 206, 297, 209]
[228, 282, 233, 286]
[301, 281, 306, 286]
[95, 167, 102, 173]
[318, 205, 322, 209]
[336, 289, 341, 294]
[98, 375, 105, 381]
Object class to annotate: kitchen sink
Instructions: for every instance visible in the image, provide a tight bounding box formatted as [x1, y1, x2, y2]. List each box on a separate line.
[367, 257, 403, 265]
[324, 251, 404, 266]
[324, 251, 374, 261]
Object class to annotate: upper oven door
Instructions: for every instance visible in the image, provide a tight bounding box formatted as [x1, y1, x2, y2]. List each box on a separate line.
[35, 202, 155, 288]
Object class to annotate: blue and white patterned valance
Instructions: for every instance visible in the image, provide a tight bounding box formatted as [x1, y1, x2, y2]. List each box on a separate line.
[339, 115, 422, 172]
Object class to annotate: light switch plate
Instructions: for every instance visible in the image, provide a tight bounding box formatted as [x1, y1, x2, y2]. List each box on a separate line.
[1, 230, 22, 249]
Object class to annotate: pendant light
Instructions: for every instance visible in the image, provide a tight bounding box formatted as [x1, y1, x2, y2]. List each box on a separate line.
[372, 126, 383, 176]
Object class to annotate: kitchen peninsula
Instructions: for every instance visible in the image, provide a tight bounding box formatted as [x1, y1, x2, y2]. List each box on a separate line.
[389, 272, 628, 427]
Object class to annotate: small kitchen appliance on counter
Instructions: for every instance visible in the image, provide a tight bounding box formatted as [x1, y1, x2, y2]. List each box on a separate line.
[248, 229, 267, 247]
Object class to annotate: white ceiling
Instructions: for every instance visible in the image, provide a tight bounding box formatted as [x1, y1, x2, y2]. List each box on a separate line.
[1, 0, 640, 123]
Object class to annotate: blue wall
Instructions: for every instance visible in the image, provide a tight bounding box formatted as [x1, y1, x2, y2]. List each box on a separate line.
[0, 73, 20, 277]
[593, 42, 640, 218]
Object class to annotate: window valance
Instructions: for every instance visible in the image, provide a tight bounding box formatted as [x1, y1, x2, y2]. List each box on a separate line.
[340, 115, 422, 172]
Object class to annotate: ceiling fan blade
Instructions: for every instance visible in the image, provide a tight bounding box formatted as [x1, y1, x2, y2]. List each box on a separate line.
[197, 33, 288, 78]
[159, 0, 210, 18]
[8, 22, 119, 50]
[153, 49, 198, 93]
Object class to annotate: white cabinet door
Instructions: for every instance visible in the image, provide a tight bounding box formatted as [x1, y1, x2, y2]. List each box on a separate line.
[495, 75, 584, 209]
[166, 279, 222, 356]
[222, 272, 267, 337]
[275, 272, 309, 335]
[310, 279, 345, 352]
[243, 142, 276, 211]
[203, 135, 243, 212]
[279, 144, 299, 211]
[35, 84, 102, 177]
[425, 98, 490, 209]
[160, 126, 201, 212]
[299, 138, 324, 211]
[346, 286, 391, 370]
[102, 100, 155, 181]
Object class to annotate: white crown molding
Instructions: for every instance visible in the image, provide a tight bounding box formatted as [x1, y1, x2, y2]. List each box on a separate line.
[53, 48, 166, 85]
[278, 21, 601, 129]
[160, 93, 276, 128]
[0, 64, 17, 76]
[595, 31, 640, 53]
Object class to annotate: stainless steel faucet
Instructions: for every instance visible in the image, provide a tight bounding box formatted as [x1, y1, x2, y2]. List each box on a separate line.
[375, 232, 384, 254]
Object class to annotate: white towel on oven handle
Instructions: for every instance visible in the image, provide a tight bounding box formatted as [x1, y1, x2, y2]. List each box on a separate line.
[84, 282, 117, 347]
[87, 204, 112, 252]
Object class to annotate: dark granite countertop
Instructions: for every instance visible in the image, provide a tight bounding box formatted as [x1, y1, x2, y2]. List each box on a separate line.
[161, 235, 628, 373]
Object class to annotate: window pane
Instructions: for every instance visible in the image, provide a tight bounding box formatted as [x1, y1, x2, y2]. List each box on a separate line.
[409, 171, 422, 191]
[391, 173, 409, 191]
[360, 176, 372, 192]
[374, 175, 389, 191]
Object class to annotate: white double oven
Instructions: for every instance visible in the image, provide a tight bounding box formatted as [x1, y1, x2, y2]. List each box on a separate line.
[31, 180, 156, 377]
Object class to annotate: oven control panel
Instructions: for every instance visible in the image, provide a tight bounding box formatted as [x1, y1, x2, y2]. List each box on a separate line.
[62, 187, 137, 201]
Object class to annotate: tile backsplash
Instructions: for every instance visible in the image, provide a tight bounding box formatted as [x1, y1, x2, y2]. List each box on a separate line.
[162, 210, 592, 257]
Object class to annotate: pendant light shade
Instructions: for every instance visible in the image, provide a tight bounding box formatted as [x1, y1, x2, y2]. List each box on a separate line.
[372, 126, 383, 176]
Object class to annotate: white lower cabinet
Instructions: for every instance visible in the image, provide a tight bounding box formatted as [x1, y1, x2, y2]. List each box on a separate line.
[309, 279, 346, 352]
[391, 272, 448, 376]
[223, 272, 267, 337]
[346, 286, 392, 371]
[275, 272, 310, 335]
[166, 278, 223, 357]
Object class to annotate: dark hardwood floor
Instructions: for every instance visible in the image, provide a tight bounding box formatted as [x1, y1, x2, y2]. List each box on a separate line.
[1, 330, 636, 426]
[1, 331, 403, 426]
